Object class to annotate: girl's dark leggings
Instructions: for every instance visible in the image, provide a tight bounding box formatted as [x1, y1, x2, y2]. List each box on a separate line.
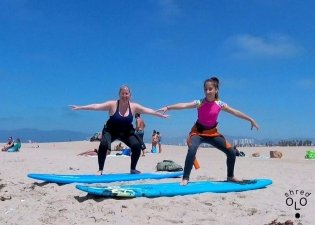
[98, 131, 141, 171]
[183, 135, 237, 180]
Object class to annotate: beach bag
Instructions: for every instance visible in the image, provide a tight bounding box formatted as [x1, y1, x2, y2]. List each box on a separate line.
[270, 151, 283, 159]
[305, 150, 315, 159]
[156, 160, 183, 172]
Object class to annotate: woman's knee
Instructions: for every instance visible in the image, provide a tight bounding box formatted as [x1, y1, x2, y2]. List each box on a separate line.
[227, 147, 237, 158]
[129, 141, 141, 151]
[99, 137, 109, 150]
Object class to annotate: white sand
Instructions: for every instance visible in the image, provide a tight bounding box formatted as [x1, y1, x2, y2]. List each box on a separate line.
[1, 141, 314, 225]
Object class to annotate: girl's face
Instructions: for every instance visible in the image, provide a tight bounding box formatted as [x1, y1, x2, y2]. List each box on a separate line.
[119, 87, 131, 102]
[204, 81, 217, 101]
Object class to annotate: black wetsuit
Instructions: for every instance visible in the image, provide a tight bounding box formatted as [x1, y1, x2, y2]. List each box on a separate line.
[98, 100, 142, 171]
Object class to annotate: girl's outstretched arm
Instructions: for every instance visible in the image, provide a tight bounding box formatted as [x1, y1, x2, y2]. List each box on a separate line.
[223, 105, 259, 130]
[134, 103, 168, 118]
[157, 101, 196, 113]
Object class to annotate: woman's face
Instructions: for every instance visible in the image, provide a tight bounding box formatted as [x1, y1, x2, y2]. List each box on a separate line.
[204, 81, 217, 101]
[119, 87, 131, 102]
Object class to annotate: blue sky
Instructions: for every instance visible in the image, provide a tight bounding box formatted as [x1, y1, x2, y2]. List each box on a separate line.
[1, 0, 314, 141]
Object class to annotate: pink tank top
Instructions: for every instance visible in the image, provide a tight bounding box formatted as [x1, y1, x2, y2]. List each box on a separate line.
[195, 98, 227, 128]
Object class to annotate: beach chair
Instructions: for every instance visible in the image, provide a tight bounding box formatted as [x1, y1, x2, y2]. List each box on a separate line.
[7, 140, 21, 152]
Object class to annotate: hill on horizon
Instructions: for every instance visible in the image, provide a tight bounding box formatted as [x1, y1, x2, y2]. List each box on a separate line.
[0, 128, 90, 143]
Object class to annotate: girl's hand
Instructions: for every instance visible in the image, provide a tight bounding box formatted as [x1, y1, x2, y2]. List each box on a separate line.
[69, 105, 80, 110]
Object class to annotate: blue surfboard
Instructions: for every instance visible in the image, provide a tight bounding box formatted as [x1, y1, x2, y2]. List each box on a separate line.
[27, 171, 183, 184]
[76, 179, 272, 198]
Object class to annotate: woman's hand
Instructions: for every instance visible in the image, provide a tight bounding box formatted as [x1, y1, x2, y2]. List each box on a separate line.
[156, 106, 169, 114]
[250, 120, 259, 130]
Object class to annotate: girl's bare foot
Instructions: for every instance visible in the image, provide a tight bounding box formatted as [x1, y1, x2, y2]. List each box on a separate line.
[97, 170, 103, 175]
[180, 179, 189, 186]
[227, 176, 242, 182]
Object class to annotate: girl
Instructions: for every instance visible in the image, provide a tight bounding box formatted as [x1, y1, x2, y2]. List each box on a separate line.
[159, 77, 259, 185]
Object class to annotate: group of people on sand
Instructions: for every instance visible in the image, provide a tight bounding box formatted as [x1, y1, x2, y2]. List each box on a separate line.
[70, 77, 259, 185]
[135, 113, 163, 156]
[1, 137, 21, 152]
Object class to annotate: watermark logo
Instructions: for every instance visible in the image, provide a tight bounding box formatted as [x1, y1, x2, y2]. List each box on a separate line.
[285, 189, 311, 223]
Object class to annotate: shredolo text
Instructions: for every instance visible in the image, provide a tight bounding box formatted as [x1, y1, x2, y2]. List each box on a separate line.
[285, 189, 311, 210]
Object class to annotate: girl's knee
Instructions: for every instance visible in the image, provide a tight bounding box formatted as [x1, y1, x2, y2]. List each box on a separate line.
[187, 147, 198, 160]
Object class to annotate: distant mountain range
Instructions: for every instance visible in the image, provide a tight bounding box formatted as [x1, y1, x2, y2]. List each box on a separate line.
[0, 128, 90, 143]
[1, 128, 314, 145]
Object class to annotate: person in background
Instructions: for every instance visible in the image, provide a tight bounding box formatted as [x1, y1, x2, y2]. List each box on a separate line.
[157, 131, 162, 153]
[114, 142, 124, 151]
[2, 137, 14, 152]
[7, 138, 22, 152]
[151, 130, 158, 153]
[77, 149, 98, 157]
[158, 77, 259, 185]
[70, 85, 168, 175]
[135, 113, 146, 156]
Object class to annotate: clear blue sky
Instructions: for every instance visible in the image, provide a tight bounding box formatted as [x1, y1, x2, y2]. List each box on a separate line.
[1, 0, 314, 140]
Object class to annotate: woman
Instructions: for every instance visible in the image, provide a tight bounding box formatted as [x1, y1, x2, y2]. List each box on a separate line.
[70, 85, 168, 175]
[158, 77, 259, 185]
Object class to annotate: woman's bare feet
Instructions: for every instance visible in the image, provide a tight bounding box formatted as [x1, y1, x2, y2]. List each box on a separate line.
[130, 169, 141, 174]
[180, 179, 189, 186]
[97, 170, 103, 175]
[227, 176, 242, 182]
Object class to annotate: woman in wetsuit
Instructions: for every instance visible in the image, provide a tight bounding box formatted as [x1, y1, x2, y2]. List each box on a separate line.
[158, 77, 259, 185]
[70, 85, 168, 175]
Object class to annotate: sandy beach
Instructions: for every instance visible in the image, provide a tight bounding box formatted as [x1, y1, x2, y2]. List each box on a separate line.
[0, 141, 314, 225]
